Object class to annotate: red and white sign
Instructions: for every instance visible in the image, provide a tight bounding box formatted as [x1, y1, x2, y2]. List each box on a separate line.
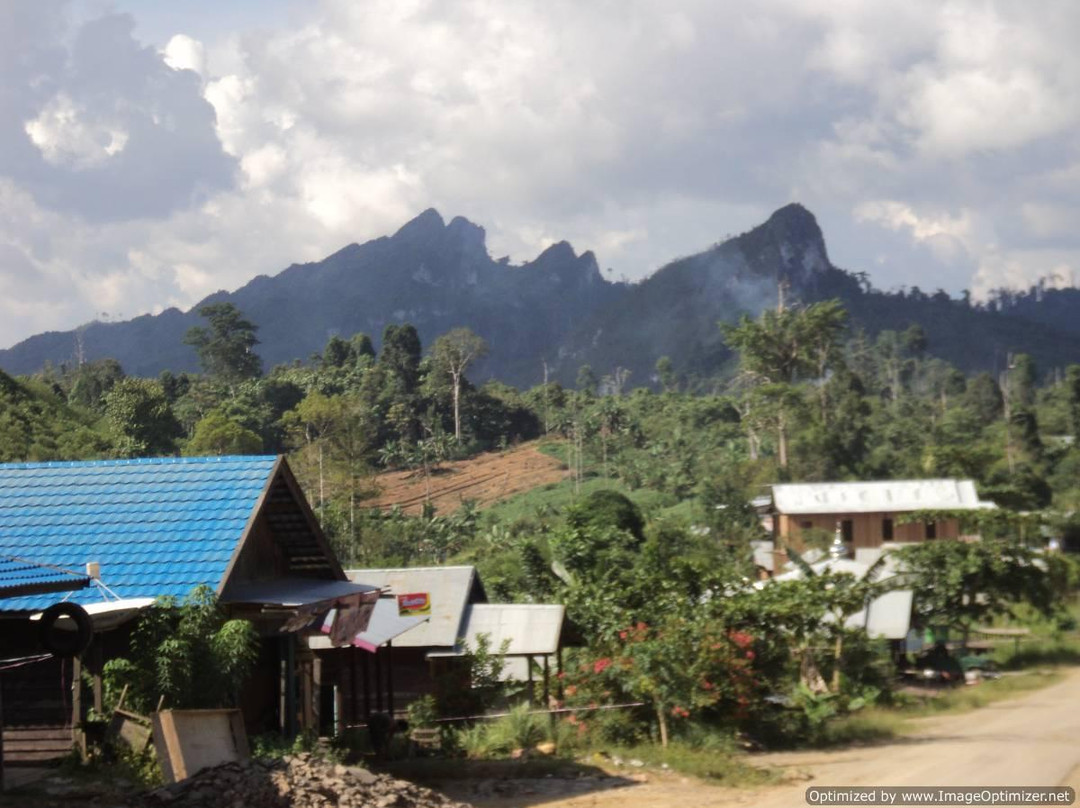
[397, 592, 431, 616]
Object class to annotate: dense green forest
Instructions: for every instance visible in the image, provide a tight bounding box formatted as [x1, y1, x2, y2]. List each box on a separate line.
[7, 297, 1080, 748]
[10, 297, 1080, 559]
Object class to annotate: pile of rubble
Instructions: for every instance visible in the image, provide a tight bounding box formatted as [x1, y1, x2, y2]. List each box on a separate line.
[138, 754, 472, 808]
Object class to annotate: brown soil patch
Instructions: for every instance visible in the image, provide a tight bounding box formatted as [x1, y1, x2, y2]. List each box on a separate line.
[366, 442, 569, 515]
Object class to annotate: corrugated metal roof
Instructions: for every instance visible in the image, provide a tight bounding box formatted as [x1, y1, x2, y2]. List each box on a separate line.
[0, 554, 90, 600]
[343, 566, 482, 648]
[428, 604, 566, 657]
[772, 479, 996, 515]
[0, 455, 278, 612]
[222, 578, 379, 607]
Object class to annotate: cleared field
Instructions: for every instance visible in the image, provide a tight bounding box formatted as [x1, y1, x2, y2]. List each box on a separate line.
[366, 441, 569, 515]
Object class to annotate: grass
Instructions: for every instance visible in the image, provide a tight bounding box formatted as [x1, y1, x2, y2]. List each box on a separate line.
[996, 640, 1080, 669]
[821, 667, 1066, 747]
[478, 472, 677, 528]
[900, 668, 1063, 716]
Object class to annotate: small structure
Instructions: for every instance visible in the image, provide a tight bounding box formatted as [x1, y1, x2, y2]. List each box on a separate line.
[428, 603, 566, 703]
[767, 554, 915, 641]
[770, 479, 996, 560]
[0, 455, 378, 762]
[307, 566, 567, 728]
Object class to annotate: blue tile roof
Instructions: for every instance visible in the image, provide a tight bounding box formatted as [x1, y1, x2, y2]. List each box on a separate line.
[0, 455, 279, 612]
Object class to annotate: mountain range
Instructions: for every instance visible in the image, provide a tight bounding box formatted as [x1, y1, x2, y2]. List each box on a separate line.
[3, 204, 1080, 388]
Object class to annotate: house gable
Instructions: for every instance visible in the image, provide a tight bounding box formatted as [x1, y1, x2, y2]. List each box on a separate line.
[0, 455, 341, 612]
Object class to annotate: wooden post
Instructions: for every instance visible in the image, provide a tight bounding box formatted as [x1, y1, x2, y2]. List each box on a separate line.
[556, 646, 564, 699]
[526, 655, 534, 706]
[312, 655, 322, 735]
[72, 656, 86, 760]
[362, 651, 371, 720]
[287, 637, 298, 737]
[386, 642, 395, 717]
[542, 656, 550, 706]
[89, 638, 104, 716]
[301, 658, 313, 732]
[278, 638, 287, 735]
[334, 680, 345, 736]
[349, 650, 358, 726]
[374, 648, 383, 713]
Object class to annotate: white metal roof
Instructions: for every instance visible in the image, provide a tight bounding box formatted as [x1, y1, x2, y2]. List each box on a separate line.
[772, 479, 996, 515]
[760, 556, 913, 640]
[847, 589, 914, 640]
[344, 566, 483, 648]
[428, 604, 566, 657]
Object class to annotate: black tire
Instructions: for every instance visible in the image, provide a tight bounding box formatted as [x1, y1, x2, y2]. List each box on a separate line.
[38, 602, 93, 657]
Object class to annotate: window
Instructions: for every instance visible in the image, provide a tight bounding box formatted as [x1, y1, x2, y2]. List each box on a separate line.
[841, 520, 854, 543]
[800, 520, 813, 530]
[925, 521, 937, 540]
[882, 518, 894, 541]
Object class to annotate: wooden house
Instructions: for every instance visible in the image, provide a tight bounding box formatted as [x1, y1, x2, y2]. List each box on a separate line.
[0, 455, 378, 765]
[770, 478, 996, 557]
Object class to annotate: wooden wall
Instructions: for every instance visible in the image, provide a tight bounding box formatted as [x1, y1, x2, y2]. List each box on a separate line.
[777, 512, 960, 551]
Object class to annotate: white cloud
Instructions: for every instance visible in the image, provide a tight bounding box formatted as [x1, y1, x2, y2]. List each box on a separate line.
[162, 34, 207, 76]
[1, 0, 1080, 351]
[24, 94, 130, 169]
[854, 201, 976, 261]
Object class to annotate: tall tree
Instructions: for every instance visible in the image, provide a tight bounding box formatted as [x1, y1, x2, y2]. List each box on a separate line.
[378, 324, 422, 394]
[721, 299, 846, 467]
[1066, 365, 1080, 438]
[431, 328, 488, 440]
[184, 411, 263, 456]
[183, 303, 262, 385]
[103, 378, 182, 457]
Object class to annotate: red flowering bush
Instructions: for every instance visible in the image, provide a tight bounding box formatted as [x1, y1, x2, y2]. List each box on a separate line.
[560, 616, 768, 747]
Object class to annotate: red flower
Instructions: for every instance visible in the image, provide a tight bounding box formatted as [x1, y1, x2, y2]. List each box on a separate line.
[670, 706, 690, 719]
[730, 631, 754, 649]
[701, 680, 714, 691]
[745, 650, 755, 660]
[593, 658, 613, 674]
[619, 630, 628, 640]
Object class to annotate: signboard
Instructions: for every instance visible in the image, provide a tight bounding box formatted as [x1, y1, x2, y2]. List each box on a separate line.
[397, 592, 431, 616]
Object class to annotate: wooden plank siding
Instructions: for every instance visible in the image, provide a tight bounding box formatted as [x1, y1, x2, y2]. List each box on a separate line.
[777, 512, 961, 551]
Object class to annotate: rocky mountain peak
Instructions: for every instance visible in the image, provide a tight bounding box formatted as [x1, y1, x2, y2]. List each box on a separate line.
[392, 208, 447, 243]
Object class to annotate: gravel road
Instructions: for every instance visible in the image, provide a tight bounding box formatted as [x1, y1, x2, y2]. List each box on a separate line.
[456, 667, 1080, 808]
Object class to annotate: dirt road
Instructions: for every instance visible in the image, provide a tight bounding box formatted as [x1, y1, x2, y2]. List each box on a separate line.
[450, 668, 1080, 808]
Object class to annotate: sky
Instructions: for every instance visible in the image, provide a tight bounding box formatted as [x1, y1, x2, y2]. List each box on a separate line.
[2, 0, 1079, 349]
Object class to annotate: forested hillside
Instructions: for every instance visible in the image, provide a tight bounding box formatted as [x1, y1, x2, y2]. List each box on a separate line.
[5, 205, 1080, 386]
[7, 295, 1080, 573]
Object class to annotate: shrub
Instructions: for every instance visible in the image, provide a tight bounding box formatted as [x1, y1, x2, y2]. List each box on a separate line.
[102, 585, 258, 714]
